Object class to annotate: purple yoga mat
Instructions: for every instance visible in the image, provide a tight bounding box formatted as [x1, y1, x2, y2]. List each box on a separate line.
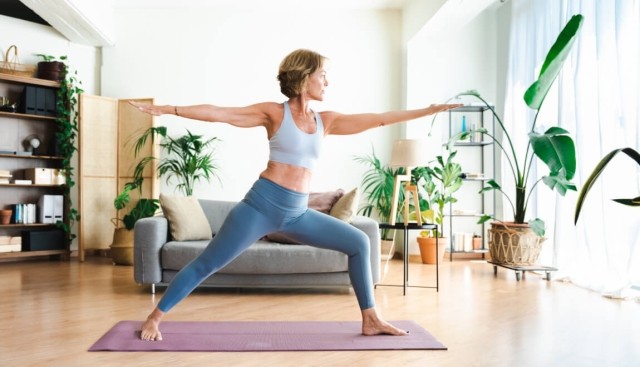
[89, 320, 446, 352]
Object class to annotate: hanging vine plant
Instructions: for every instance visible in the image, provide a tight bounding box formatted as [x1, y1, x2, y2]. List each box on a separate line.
[53, 56, 83, 243]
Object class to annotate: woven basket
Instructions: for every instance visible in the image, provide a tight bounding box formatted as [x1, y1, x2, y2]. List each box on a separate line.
[488, 222, 545, 265]
[0, 45, 37, 77]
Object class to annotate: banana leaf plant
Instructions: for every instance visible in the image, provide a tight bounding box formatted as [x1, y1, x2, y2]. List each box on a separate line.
[574, 147, 640, 224]
[443, 14, 583, 237]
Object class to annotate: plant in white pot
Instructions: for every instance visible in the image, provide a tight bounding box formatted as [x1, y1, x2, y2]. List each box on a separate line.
[444, 14, 584, 266]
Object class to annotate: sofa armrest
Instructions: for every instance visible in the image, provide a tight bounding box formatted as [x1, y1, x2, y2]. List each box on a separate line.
[134, 216, 169, 284]
[351, 216, 381, 284]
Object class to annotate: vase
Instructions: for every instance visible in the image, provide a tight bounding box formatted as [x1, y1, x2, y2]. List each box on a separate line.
[488, 222, 545, 265]
[417, 236, 447, 264]
[110, 228, 134, 266]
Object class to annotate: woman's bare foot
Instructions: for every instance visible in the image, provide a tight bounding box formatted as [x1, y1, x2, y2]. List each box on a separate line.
[361, 308, 408, 336]
[140, 308, 164, 341]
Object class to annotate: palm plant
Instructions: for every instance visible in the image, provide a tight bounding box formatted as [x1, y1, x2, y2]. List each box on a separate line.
[574, 147, 640, 223]
[354, 147, 403, 240]
[133, 127, 221, 196]
[442, 14, 584, 236]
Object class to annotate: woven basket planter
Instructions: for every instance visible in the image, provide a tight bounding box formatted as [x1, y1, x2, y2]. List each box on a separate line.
[488, 222, 545, 266]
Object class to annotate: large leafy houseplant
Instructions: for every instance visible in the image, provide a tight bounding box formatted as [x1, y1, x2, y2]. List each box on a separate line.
[354, 147, 403, 240]
[446, 14, 583, 237]
[112, 178, 160, 230]
[412, 142, 463, 238]
[574, 148, 640, 223]
[132, 127, 221, 196]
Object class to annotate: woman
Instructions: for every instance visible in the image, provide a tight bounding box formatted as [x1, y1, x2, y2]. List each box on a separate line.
[131, 49, 460, 341]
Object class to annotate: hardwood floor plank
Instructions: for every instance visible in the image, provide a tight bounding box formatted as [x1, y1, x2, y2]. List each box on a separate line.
[1, 257, 638, 366]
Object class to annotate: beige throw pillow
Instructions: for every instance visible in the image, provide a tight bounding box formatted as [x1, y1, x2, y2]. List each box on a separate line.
[330, 187, 359, 223]
[159, 194, 212, 241]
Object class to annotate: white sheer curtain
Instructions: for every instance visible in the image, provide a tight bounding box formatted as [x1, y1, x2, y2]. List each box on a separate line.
[503, 0, 640, 298]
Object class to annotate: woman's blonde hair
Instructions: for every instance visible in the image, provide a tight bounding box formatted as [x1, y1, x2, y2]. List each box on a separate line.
[277, 49, 327, 98]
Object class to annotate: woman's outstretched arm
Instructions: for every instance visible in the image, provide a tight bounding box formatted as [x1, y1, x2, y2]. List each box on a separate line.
[322, 103, 461, 135]
[129, 100, 278, 129]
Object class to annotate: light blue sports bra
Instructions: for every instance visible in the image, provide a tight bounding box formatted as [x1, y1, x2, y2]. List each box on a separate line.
[269, 102, 324, 170]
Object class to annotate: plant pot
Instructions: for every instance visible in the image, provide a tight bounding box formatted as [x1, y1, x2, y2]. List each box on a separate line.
[37, 61, 66, 81]
[381, 239, 394, 260]
[488, 222, 545, 266]
[110, 228, 134, 266]
[0, 209, 12, 224]
[417, 236, 447, 264]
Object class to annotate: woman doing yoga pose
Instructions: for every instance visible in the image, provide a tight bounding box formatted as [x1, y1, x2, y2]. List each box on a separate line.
[130, 48, 460, 341]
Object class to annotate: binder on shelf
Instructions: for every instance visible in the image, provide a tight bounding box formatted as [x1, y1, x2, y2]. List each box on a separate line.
[38, 195, 55, 224]
[53, 195, 64, 223]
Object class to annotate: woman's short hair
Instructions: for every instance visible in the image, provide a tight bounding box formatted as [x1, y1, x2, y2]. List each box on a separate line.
[277, 49, 327, 98]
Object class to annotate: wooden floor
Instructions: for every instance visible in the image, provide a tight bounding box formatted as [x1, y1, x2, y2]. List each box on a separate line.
[1, 255, 639, 367]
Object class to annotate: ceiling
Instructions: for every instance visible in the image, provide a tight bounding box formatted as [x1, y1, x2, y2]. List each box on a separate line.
[0, 0, 48, 25]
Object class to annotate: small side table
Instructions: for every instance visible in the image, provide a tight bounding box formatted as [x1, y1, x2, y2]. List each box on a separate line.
[376, 222, 439, 295]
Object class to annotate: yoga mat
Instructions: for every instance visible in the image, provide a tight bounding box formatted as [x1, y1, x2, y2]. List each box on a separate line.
[89, 320, 446, 352]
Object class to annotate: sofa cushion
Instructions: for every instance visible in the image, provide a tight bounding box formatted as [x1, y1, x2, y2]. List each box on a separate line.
[161, 239, 348, 274]
[329, 187, 359, 223]
[160, 194, 212, 241]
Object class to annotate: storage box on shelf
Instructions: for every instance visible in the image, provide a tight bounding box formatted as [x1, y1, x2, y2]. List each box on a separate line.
[0, 73, 69, 260]
[446, 105, 496, 261]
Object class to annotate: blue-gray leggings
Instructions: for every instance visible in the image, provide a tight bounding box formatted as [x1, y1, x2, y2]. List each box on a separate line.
[157, 177, 375, 312]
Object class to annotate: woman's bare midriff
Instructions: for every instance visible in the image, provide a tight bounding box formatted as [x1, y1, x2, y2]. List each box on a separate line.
[259, 161, 313, 193]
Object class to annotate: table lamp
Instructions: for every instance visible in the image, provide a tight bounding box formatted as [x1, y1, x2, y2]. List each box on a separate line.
[389, 139, 431, 226]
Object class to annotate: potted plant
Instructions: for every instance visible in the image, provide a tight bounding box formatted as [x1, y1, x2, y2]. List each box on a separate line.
[442, 14, 584, 266]
[132, 127, 221, 196]
[110, 178, 160, 265]
[412, 142, 463, 264]
[35, 54, 66, 81]
[574, 147, 640, 223]
[355, 147, 404, 259]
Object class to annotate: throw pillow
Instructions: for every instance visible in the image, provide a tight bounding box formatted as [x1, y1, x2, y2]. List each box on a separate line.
[308, 189, 344, 214]
[330, 187, 359, 223]
[264, 189, 345, 244]
[159, 193, 212, 241]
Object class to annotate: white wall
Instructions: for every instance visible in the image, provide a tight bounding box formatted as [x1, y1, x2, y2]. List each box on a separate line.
[402, 6, 501, 254]
[102, 5, 403, 201]
[0, 15, 100, 95]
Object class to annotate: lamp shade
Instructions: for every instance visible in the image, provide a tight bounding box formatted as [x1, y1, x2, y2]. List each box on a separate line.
[389, 139, 431, 167]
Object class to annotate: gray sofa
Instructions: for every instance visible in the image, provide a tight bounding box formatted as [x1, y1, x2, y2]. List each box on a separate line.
[134, 199, 381, 293]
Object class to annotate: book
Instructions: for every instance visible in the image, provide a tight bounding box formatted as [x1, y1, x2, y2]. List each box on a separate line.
[13, 179, 32, 185]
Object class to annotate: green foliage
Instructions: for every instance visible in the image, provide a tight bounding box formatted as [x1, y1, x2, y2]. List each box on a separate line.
[354, 147, 404, 240]
[574, 147, 640, 224]
[442, 14, 583, 236]
[133, 127, 221, 197]
[411, 144, 463, 237]
[53, 57, 83, 243]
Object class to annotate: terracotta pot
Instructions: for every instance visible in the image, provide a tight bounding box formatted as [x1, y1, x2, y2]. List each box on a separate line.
[110, 228, 135, 266]
[0, 209, 12, 225]
[417, 236, 447, 264]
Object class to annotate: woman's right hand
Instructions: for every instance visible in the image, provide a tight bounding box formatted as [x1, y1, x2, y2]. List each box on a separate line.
[129, 101, 170, 116]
